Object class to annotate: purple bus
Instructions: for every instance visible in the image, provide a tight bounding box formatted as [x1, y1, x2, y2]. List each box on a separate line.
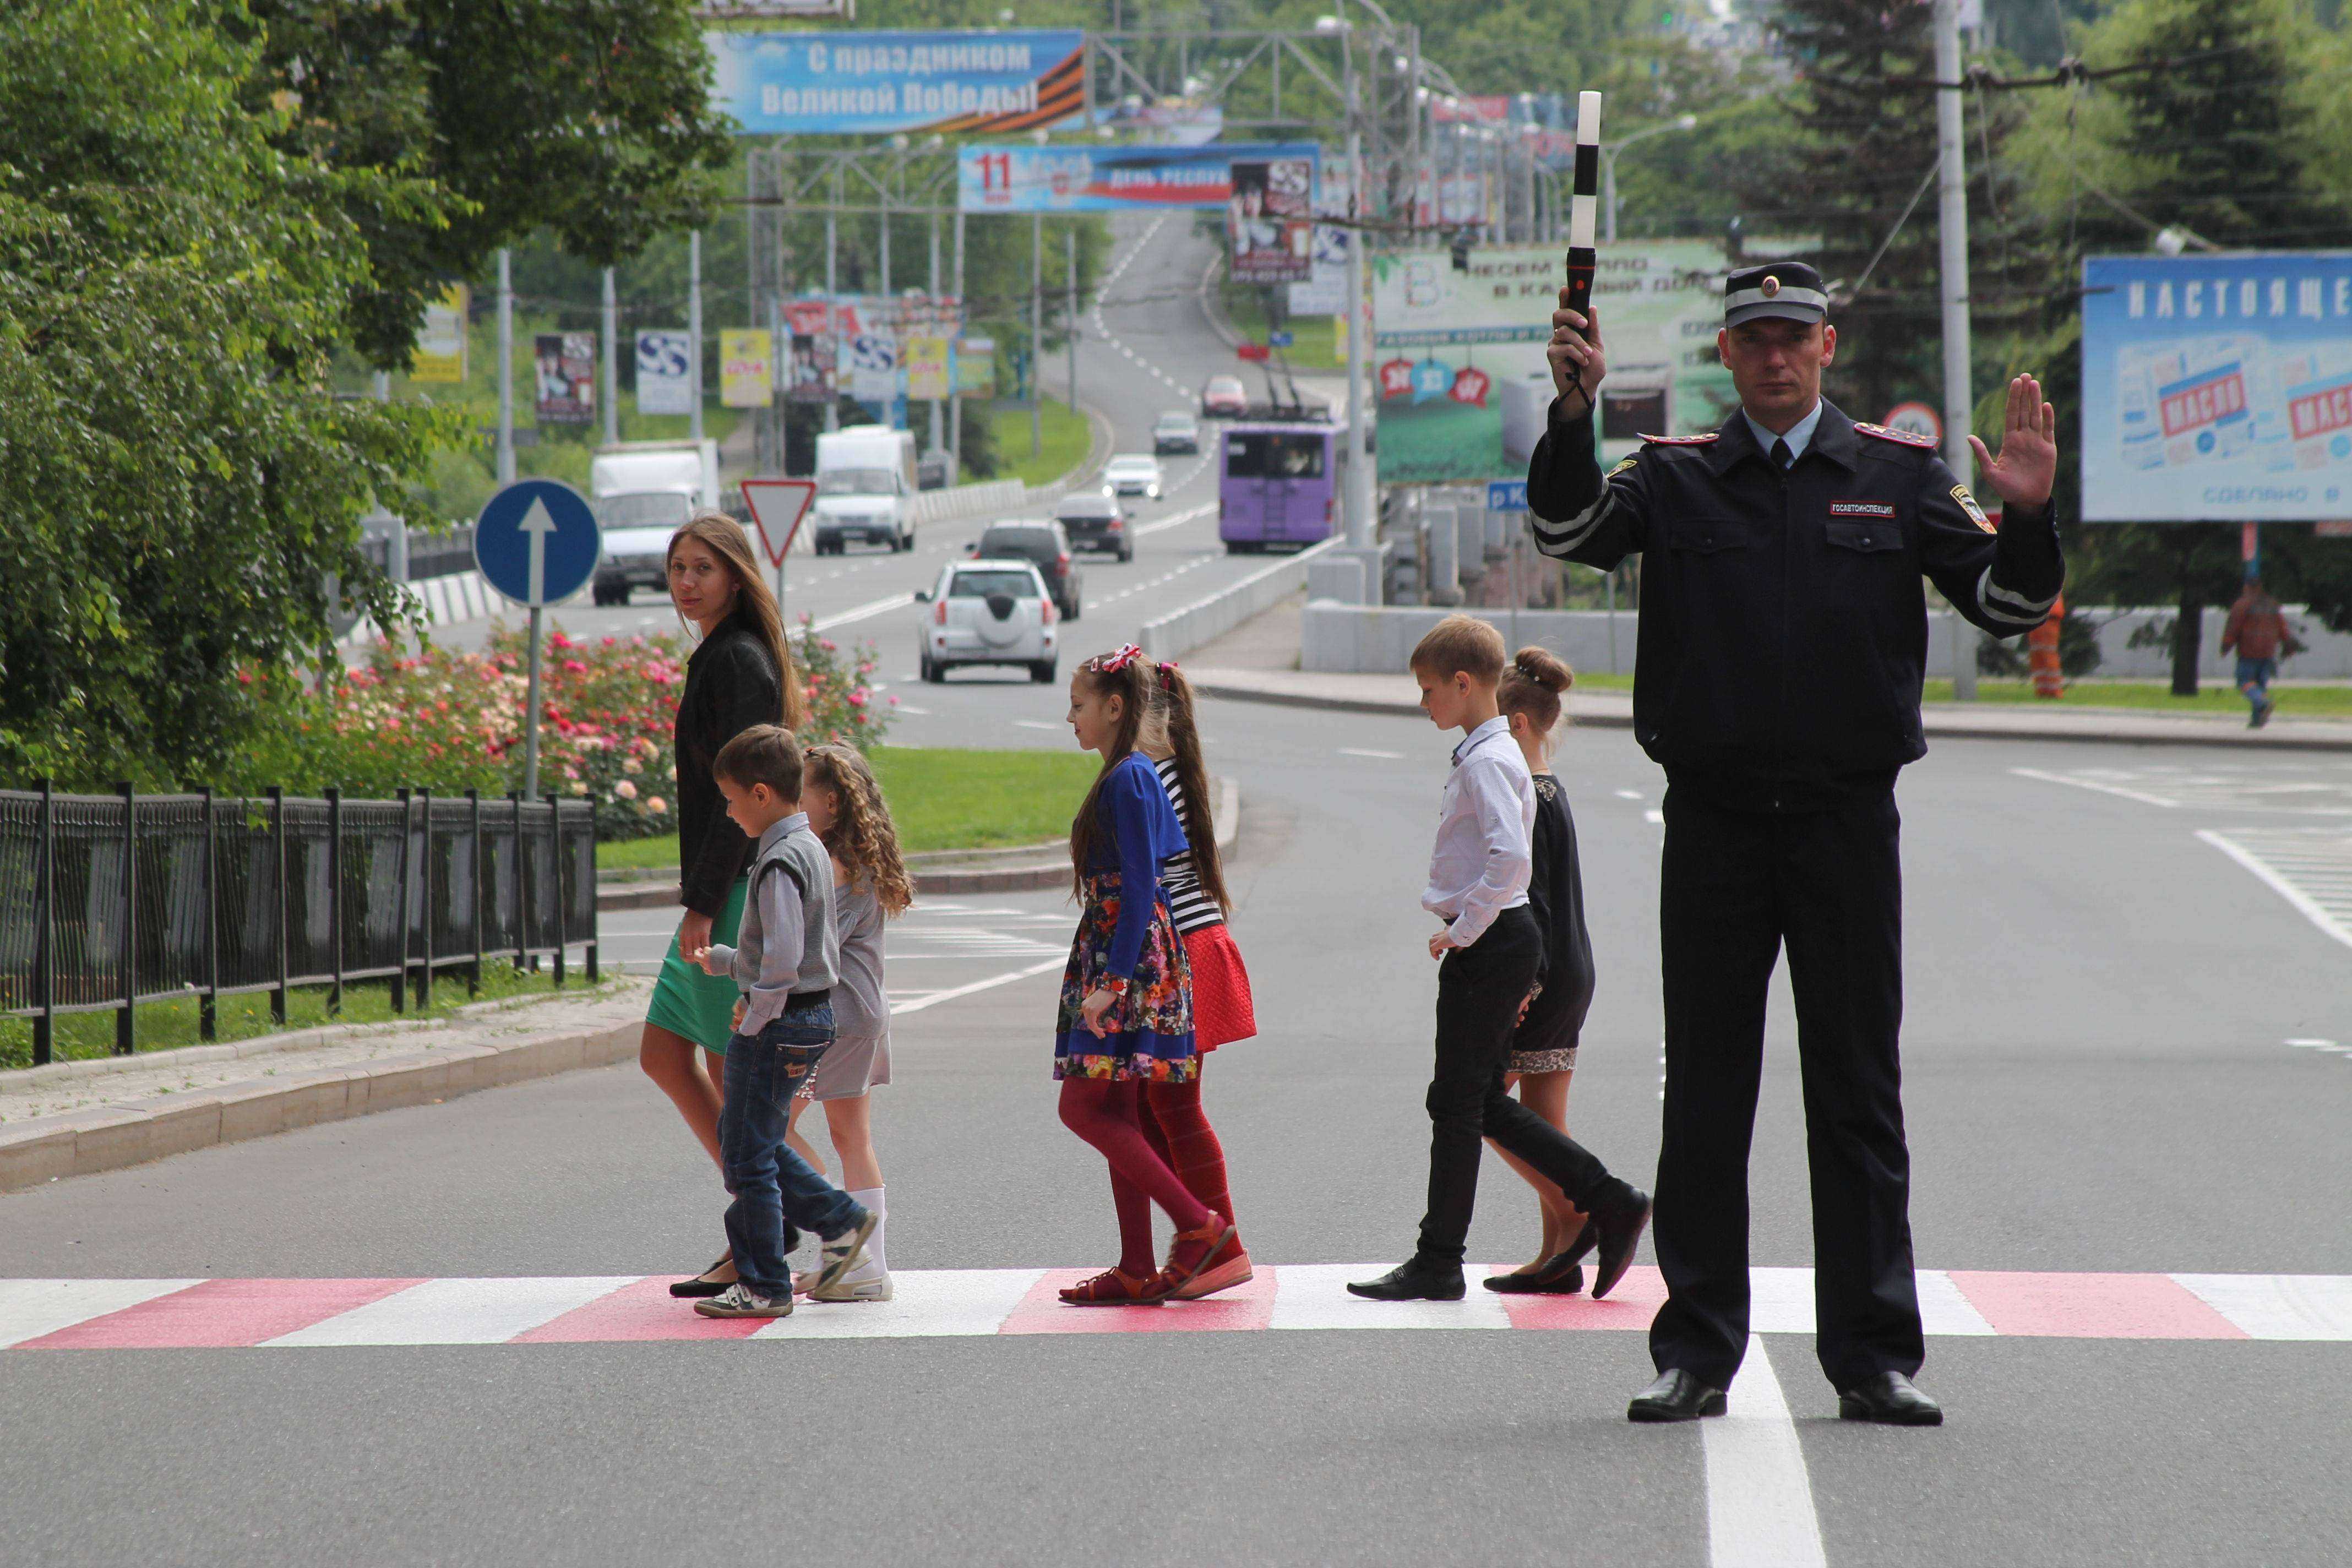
[1218, 420, 1346, 554]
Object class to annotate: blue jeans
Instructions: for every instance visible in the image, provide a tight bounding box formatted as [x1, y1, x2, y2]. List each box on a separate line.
[2236, 656, 2277, 708]
[718, 1000, 865, 1297]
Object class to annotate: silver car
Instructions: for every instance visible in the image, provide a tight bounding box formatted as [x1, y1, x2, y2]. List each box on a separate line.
[1103, 453, 1164, 500]
[916, 559, 1059, 684]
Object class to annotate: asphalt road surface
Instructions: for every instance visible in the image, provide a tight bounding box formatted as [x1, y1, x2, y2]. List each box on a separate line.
[6, 704, 2349, 1567]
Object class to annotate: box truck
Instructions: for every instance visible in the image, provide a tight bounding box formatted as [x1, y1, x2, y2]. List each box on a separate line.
[587, 440, 719, 606]
[812, 426, 919, 554]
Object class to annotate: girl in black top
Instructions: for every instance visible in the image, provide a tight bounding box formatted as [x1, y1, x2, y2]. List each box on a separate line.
[1484, 646, 1601, 1296]
[643, 514, 803, 1299]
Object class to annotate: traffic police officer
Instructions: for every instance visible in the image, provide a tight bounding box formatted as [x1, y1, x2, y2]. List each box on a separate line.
[1525, 261, 2064, 1427]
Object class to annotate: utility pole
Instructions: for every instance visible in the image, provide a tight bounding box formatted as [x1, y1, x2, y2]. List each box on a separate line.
[1030, 213, 1043, 460]
[496, 248, 514, 486]
[688, 231, 704, 445]
[928, 213, 944, 458]
[1343, 67, 1374, 552]
[1066, 229, 1079, 427]
[825, 165, 841, 433]
[1935, 0, 1978, 700]
[600, 266, 619, 447]
[950, 209, 966, 473]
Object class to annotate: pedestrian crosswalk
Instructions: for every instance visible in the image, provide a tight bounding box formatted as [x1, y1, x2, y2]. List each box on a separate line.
[3, 1267, 2346, 1349]
[2198, 826, 2352, 951]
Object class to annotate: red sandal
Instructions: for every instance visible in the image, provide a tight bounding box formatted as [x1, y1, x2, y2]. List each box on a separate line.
[1154, 1217, 1236, 1298]
[1058, 1266, 1167, 1306]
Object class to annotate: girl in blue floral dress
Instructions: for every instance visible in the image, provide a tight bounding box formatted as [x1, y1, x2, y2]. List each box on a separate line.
[1053, 646, 1235, 1305]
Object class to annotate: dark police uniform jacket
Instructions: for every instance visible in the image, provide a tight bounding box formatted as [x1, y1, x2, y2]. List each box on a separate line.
[1526, 400, 2064, 809]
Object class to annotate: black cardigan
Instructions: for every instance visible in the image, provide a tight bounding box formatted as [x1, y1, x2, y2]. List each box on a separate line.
[672, 612, 784, 916]
[1515, 772, 1596, 1055]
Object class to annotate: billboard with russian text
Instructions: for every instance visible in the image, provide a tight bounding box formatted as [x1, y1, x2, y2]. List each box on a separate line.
[709, 29, 1084, 137]
[959, 142, 1320, 215]
[2080, 253, 2352, 521]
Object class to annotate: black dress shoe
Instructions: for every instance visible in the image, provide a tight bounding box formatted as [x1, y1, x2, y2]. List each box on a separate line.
[1481, 1243, 1587, 1294]
[1627, 1369, 1728, 1423]
[1837, 1371, 1943, 1426]
[1346, 1258, 1466, 1301]
[1587, 1186, 1652, 1299]
[668, 1250, 736, 1299]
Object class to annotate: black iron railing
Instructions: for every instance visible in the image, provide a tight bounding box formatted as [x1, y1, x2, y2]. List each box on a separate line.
[0, 784, 598, 1065]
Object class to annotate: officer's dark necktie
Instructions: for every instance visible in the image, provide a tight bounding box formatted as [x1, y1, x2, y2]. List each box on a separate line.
[1771, 437, 1794, 471]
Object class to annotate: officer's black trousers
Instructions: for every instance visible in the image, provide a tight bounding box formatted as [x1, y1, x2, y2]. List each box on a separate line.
[1651, 783, 1925, 1392]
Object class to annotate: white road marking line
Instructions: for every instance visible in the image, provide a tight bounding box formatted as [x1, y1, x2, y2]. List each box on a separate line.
[1615, 788, 1644, 799]
[1703, 1336, 1830, 1568]
[1338, 747, 1403, 760]
[1914, 1270, 1998, 1335]
[268, 1276, 643, 1346]
[807, 593, 913, 633]
[0, 1280, 203, 1348]
[1013, 719, 1060, 731]
[2174, 1273, 2352, 1339]
[889, 957, 1065, 1016]
[2010, 767, 2184, 808]
[1645, 809, 1665, 824]
[1135, 502, 1215, 536]
[1267, 1265, 1512, 1331]
[755, 1268, 1047, 1340]
[2196, 829, 2352, 952]
[894, 704, 932, 716]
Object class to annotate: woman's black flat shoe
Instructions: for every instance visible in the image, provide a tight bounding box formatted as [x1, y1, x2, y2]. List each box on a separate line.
[1482, 1263, 1586, 1295]
[668, 1251, 737, 1298]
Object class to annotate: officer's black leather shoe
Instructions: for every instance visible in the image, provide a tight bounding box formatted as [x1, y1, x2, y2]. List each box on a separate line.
[1346, 1257, 1466, 1301]
[1837, 1371, 1943, 1426]
[1587, 1185, 1653, 1299]
[1627, 1369, 1728, 1423]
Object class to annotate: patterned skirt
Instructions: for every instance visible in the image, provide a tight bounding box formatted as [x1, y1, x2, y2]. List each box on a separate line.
[1183, 923, 1257, 1051]
[1053, 870, 1197, 1082]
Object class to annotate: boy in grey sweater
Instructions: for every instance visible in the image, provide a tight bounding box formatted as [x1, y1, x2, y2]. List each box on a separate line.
[689, 725, 875, 1317]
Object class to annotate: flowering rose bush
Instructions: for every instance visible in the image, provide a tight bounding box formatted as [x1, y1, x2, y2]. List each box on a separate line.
[226, 619, 890, 840]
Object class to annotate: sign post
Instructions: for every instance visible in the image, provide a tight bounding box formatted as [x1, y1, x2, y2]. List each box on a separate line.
[742, 477, 819, 611]
[1488, 481, 1530, 652]
[472, 480, 602, 802]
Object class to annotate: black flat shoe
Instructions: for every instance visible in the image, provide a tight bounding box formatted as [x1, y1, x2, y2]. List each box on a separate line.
[1838, 1371, 1943, 1426]
[1628, 1369, 1728, 1423]
[668, 1250, 737, 1299]
[1588, 1186, 1652, 1299]
[1346, 1259, 1466, 1301]
[1482, 1262, 1585, 1295]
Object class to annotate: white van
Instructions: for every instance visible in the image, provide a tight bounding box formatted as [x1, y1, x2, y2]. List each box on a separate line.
[813, 426, 918, 554]
[589, 440, 720, 606]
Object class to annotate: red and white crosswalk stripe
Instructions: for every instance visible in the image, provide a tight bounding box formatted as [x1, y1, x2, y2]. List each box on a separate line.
[3, 1268, 2347, 1350]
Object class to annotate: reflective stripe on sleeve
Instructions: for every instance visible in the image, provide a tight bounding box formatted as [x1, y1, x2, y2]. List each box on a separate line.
[1978, 565, 2058, 626]
[1530, 490, 1615, 557]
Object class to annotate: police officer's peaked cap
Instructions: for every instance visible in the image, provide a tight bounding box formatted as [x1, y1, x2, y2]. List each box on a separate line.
[1724, 261, 1827, 328]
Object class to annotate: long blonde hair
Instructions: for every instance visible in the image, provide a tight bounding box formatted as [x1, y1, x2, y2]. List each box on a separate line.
[804, 743, 913, 916]
[668, 511, 805, 728]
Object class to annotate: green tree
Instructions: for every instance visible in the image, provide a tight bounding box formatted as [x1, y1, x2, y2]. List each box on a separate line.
[232, 0, 736, 368]
[0, 0, 445, 788]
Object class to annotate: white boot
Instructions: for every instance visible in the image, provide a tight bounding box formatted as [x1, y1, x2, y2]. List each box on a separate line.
[812, 1187, 891, 1302]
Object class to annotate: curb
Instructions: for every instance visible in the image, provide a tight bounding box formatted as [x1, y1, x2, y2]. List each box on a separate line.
[595, 777, 1240, 911]
[1, 1009, 644, 1196]
[1189, 676, 2352, 753]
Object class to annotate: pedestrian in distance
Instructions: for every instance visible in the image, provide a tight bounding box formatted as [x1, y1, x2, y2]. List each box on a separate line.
[1054, 645, 1238, 1305]
[643, 513, 808, 1301]
[683, 725, 875, 1319]
[1527, 260, 2066, 1425]
[1134, 660, 1255, 1300]
[779, 743, 912, 1304]
[2221, 574, 2301, 728]
[1481, 646, 1602, 1298]
[1348, 615, 1652, 1307]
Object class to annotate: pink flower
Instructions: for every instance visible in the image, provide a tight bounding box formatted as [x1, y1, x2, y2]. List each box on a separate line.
[614, 779, 639, 801]
[646, 796, 668, 815]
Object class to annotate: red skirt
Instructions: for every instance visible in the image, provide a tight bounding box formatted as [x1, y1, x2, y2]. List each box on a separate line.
[1182, 923, 1257, 1050]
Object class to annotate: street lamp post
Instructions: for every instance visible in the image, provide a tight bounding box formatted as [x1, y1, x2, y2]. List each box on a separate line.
[1598, 114, 1699, 243]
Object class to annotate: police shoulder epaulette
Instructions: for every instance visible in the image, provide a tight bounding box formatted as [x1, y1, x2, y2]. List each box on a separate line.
[1853, 422, 1937, 449]
[1640, 432, 1719, 446]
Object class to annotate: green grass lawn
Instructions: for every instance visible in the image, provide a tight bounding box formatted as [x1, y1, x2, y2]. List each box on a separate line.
[1554, 670, 2352, 715]
[0, 961, 606, 1072]
[595, 745, 1101, 873]
[980, 396, 1093, 488]
[1222, 284, 1342, 368]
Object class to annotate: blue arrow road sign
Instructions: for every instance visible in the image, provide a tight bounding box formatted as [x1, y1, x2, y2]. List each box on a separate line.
[1268, 330, 1293, 348]
[1487, 480, 1529, 512]
[473, 480, 601, 608]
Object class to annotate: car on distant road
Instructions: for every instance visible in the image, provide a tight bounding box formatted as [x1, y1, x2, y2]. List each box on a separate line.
[1103, 453, 1164, 501]
[1153, 411, 1201, 454]
[971, 519, 1084, 619]
[1052, 491, 1131, 562]
[916, 560, 1058, 684]
[1200, 375, 1249, 418]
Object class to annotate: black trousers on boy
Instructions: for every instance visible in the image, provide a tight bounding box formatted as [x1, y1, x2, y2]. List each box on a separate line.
[1651, 782, 1925, 1393]
[1417, 906, 1626, 1265]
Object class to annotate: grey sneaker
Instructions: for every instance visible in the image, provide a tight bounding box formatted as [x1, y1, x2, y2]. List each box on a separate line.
[812, 1209, 879, 1295]
[810, 1263, 894, 1303]
[693, 1282, 792, 1319]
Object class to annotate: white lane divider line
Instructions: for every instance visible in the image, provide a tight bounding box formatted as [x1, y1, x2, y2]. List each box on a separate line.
[1703, 1336, 1830, 1568]
[0, 1280, 205, 1349]
[889, 957, 1065, 1016]
[807, 593, 914, 633]
[1615, 788, 1645, 799]
[2197, 827, 2352, 952]
[1645, 809, 1665, 824]
[1339, 747, 1403, 760]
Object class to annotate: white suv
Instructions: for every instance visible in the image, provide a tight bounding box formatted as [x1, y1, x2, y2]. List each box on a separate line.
[917, 559, 1059, 684]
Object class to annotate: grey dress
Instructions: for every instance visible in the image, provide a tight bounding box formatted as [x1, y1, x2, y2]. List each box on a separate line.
[803, 871, 891, 1101]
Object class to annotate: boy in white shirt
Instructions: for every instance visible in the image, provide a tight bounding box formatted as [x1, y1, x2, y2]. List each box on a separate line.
[1350, 616, 1652, 1304]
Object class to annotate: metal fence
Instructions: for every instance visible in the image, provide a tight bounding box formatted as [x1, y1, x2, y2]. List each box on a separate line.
[1, 785, 598, 1066]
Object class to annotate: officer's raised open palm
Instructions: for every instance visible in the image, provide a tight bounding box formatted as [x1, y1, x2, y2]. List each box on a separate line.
[1547, 292, 1605, 407]
[1967, 373, 2057, 511]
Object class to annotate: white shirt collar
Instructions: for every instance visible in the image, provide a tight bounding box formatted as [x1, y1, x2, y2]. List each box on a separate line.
[756, 813, 809, 854]
[1744, 399, 1824, 464]
[1452, 715, 1511, 766]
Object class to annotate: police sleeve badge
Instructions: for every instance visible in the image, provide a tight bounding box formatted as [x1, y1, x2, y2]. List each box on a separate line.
[1609, 455, 1640, 477]
[1951, 484, 1995, 532]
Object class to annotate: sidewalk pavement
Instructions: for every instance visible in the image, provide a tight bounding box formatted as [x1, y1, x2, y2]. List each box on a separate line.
[1, 979, 651, 1193]
[1184, 665, 2352, 753]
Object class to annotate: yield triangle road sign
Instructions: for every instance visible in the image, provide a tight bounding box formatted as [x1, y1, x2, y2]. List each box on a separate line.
[740, 478, 818, 568]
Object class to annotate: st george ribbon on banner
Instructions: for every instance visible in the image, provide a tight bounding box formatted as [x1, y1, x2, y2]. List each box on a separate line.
[959, 142, 1321, 214]
[709, 29, 1084, 136]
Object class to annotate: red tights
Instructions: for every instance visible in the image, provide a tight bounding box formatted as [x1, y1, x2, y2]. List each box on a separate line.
[1058, 1076, 1212, 1276]
[1138, 1064, 1238, 1234]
